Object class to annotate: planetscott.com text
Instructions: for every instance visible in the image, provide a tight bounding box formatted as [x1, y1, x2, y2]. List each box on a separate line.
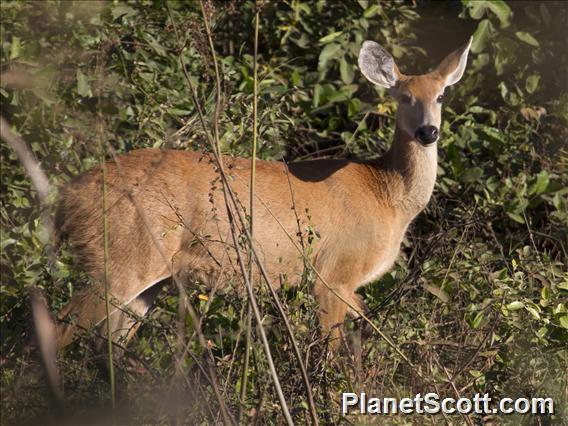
[341, 392, 554, 416]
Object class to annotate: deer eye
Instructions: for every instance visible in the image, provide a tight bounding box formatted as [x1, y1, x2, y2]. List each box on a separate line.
[436, 94, 444, 103]
[400, 93, 412, 104]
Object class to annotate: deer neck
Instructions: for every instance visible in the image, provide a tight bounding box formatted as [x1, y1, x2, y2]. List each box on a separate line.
[376, 125, 438, 218]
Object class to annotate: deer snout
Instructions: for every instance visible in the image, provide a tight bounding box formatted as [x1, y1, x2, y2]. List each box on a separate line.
[415, 125, 439, 145]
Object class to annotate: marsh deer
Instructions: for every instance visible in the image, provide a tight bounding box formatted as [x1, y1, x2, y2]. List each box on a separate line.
[55, 37, 472, 350]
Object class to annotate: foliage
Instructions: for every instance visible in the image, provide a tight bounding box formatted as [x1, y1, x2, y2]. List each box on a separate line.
[1, 0, 566, 424]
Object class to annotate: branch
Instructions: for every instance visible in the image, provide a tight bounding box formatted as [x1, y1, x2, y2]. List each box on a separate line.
[0, 115, 62, 404]
[29, 287, 63, 406]
[0, 116, 50, 205]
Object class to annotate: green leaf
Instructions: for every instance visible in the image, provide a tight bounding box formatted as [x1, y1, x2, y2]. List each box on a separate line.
[313, 84, 323, 107]
[341, 131, 353, 143]
[516, 32, 539, 47]
[291, 69, 301, 86]
[144, 33, 167, 57]
[498, 81, 508, 99]
[319, 31, 343, 44]
[541, 287, 550, 301]
[468, 1, 488, 20]
[526, 306, 541, 320]
[507, 301, 524, 311]
[326, 87, 351, 103]
[472, 52, 490, 70]
[423, 282, 450, 303]
[470, 312, 484, 329]
[318, 43, 342, 72]
[339, 56, 354, 84]
[363, 4, 381, 18]
[76, 70, 92, 97]
[487, 0, 512, 28]
[507, 212, 525, 224]
[559, 316, 568, 329]
[10, 36, 21, 60]
[347, 98, 361, 117]
[471, 19, 491, 54]
[169, 108, 193, 116]
[525, 74, 541, 94]
[0, 238, 17, 251]
[461, 167, 483, 182]
[529, 170, 549, 196]
[468, 0, 511, 27]
[292, 33, 310, 49]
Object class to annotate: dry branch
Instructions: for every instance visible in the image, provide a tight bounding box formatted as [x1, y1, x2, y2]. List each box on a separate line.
[0, 116, 62, 404]
[0, 116, 50, 205]
[29, 287, 63, 405]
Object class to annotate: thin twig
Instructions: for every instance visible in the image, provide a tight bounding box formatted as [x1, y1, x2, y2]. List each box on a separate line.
[100, 136, 116, 411]
[239, 0, 260, 418]
[94, 50, 116, 415]
[435, 357, 474, 426]
[199, 0, 223, 161]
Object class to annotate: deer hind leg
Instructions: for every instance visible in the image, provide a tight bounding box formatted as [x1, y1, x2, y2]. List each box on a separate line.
[57, 276, 168, 351]
[94, 282, 165, 354]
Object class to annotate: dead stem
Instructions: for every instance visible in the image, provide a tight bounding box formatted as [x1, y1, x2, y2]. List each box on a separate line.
[0, 117, 62, 406]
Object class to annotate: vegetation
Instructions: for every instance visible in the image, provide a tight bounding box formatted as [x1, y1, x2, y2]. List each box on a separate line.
[1, 1, 566, 424]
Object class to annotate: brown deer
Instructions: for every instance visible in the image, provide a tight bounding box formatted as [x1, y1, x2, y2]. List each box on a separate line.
[55, 37, 472, 350]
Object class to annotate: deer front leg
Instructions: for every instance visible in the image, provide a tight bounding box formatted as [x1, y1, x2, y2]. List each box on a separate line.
[317, 288, 348, 347]
[315, 282, 364, 349]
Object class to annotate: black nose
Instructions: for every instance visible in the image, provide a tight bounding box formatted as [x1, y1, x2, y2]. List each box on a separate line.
[415, 126, 439, 145]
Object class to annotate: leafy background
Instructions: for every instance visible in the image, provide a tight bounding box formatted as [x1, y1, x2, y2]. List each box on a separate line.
[1, 0, 566, 424]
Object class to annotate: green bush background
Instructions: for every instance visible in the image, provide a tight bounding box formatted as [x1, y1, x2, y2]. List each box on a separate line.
[1, 1, 566, 424]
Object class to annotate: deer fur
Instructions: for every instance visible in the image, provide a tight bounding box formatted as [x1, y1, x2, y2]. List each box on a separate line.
[55, 37, 472, 349]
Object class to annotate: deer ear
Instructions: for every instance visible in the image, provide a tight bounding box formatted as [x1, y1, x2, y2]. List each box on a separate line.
[358, 41, 401, 88]
[435, 37, 473, 87]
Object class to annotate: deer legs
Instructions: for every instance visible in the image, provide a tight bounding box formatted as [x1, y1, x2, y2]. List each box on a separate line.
[94, 283, 164, 353]
[57, 277, 166, 352]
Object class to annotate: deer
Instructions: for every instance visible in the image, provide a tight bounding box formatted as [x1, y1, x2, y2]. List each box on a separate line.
[54, 37, 472, 352]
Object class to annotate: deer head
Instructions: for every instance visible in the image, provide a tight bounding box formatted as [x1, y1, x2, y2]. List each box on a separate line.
[358, 37, 472, 145]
